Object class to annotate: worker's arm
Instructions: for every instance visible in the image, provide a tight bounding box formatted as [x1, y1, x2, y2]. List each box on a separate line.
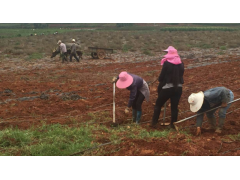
[158, 62, 168, 82]
[127, 86, 137, 108]
[221, 88, 230, 107]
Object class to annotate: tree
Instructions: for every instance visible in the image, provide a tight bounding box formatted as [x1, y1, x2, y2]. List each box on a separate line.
[116, 23, 134, 28]
[33, 23, 49, 29]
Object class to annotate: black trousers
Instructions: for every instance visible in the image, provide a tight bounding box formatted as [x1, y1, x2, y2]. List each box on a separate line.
[70, 53, 79, 62]
[152, 87, 182, 125]
[132, 91, 145, 111]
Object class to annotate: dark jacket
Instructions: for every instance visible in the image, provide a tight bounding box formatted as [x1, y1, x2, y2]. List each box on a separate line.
[117, 73, 143, 107]
[158, 61, 184, 89]
[126, 73, 144, 107]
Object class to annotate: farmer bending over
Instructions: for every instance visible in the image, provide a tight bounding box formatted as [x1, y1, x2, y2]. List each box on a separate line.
[188, 87, 234, 135]
[112, 72, 150, 124]
[57, 40, 68, 63]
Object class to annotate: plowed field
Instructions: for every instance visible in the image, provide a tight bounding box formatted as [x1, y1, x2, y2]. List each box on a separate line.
[0, 50, 240, 156]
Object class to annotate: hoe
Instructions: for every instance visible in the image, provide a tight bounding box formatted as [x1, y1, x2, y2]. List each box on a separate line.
[112, 82, 118, 127]
[161, 102, 170, 126]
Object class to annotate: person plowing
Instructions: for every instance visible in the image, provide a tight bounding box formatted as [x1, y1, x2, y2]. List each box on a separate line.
[57, 40, 68, 63]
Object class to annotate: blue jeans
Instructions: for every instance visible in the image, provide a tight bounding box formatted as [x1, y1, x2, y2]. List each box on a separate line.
[196, 91, 234, 127]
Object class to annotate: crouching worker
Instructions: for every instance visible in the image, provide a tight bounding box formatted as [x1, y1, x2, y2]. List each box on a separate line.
[188, 87, 234, 135]
[112, 72, 150, 124]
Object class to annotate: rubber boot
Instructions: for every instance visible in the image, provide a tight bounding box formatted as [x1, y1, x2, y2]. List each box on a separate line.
[206, 117, 216, 130]
[132, 109, 137, 123]
[136, 111, 142, 124]
[215, 118, 225, 133]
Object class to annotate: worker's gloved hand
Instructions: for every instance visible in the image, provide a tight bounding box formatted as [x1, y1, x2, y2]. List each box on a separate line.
[221, 102, 227, 108]
[112, 77, 118, 84]
[124, 107, 130, 114]
[196, 127, 201, 136]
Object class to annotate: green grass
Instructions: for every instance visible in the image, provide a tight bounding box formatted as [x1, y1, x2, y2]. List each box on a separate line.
[227, 133, 240, 141]
[142, 49, 153, 56]
[95, 123, 172, 140]
[0, 28, 73, 38]
[138, 129, 170, 139]
[26, 53, 44, 60]
[189, 43, 212, 49]
[122, 44, 132, 52]
[0, 124, 96, 156]
[220, 46, 227, 50]
[160, 27, 237, 31]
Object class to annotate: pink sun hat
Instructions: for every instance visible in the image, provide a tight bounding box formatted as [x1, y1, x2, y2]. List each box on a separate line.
[163, 46, 175, 52]
[116, 71, 133, 89]
[164, 47, 179, 58]
[161, 46, 182, 65]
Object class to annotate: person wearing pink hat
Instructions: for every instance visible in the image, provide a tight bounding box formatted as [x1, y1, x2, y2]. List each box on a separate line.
[151, 46, 184, 129]
[112, 72, 150, 124]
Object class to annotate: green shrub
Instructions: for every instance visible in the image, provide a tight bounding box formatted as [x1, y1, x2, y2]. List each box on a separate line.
[220, 46, 227, 50]
[142, 49, 152, 56]
[122, 44, 131, 52]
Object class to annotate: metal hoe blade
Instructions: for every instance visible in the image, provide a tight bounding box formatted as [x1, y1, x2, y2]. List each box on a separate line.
[161, 102, 170, 126]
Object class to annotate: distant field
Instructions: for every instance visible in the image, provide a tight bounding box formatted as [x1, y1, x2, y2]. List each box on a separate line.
[0, 24, 240, 60]
[0, 28, 73, 38]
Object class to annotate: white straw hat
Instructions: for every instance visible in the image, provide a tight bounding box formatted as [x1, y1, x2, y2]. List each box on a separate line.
[72, 39, 75, 42]
[188, 91, 204, 112]
[57, 40, 61, 44]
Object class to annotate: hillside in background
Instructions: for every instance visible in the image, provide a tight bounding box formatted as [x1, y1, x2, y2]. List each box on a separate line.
[1, 23, 240, 29]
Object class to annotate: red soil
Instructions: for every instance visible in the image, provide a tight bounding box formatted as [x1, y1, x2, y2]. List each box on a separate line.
[0, 56, 240, 155]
